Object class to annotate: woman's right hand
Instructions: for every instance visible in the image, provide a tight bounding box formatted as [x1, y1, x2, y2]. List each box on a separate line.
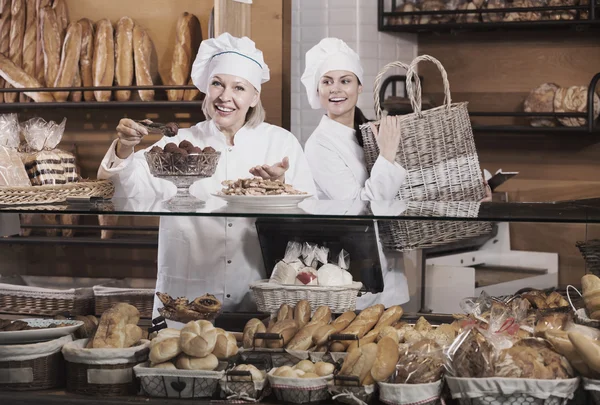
[370, 115, 401, 164]
[115, 118, 149, 159]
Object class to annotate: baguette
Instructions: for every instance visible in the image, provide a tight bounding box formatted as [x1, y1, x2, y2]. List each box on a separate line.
[313, 324, 337, 347]
[51, 0, 68, 44]
[330, 311, 357, 333]
[347, 329, 379, 353]
[373, 305, 403, 332]
[0, 53, 54, 102]
[92, 19, 114, 102]
[308, 306, 332, 326]
[53, 22, 82, 102]
[183, 77, 200, 101]
[0, 0, 11, 102]
[20, 0, 36, 102]
[286, 322, 321, 351]
[266, 319, 298, 349]
[78, 18, 94, 101]
[69, 64, 82, 101]
[242, 318, 266, 349]
[6, 0, 25, 103]
[40, 6, 60, 89]
[294, 300, 311, 328]
[132, 24, 154, 101]
[168, 12, 201, 101]
[34, 0, 51, 85]
[277, 304, 294, 323]
[114, 16, 134, 101]
[370, 336, 399, 382]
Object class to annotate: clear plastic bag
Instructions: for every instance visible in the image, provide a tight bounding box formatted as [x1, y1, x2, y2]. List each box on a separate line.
[20, 118, 68, 186]
[338, 249, 350, 270]
[0, 114, 30, 187]
[0, 114, 20, 149]
[395, 339, 445, 384]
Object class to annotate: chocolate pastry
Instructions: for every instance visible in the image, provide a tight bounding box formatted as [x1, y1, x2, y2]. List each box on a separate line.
[156, 292, 222, 323]
[202, 146, 217, 154]
[136, 119, 179, 137]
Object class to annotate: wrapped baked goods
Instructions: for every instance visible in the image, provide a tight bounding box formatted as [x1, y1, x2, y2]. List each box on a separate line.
[19, 117, 68, 186]
[524, 83, 560, 127]
[0, 114, 30, 187]
[553, 85, 600, 127]
[270, 241, 304, 284]
[395, 338, 444, 383]
[494, 338, 573, 379]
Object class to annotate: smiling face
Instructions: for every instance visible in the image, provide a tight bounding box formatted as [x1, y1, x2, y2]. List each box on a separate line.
[318, 70, 362, 121]
[205, 74, 260, 133]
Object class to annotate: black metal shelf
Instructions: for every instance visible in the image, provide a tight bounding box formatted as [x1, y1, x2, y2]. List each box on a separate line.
[378, 0, 600, 33]
[0, 235, 158, 247]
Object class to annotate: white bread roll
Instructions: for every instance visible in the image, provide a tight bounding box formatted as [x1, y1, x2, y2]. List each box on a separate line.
[180, 320, 217, 357]
[152, 361, 176, 370]
[231, 364, 264, 382]
[212, 331, 238, 359]
[314, 362, 335, 376]
[149, 336, 181, 364]
[176, 353, 218, 371]
[273, 366, 294, 377]
[293, 360, 315, 374]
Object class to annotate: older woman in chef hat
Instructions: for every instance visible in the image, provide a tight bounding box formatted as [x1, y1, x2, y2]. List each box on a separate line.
[98, 33, 316, 319]
[301, 38, 410, 309]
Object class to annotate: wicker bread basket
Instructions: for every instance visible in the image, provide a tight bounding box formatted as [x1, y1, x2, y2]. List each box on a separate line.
[62, 338, 150, 396]
[249, 280, 363, 314]
[0, 335, 72, 391]
[93, 278, 155, 319]
[0, 179, 114, 206]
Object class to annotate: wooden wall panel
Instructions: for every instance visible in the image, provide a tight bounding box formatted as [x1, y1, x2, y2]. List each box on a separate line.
[419, 31, 600, 288]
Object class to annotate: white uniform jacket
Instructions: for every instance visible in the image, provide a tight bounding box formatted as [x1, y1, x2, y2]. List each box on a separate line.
[98, 120, 317, 319]
[304, 115, 410, 308]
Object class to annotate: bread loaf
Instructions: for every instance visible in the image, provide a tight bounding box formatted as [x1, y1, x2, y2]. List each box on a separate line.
[242, 318, 266, 349]
[92, 19, 114, 102]
[176, 353, 218, 371]
[180, 320, 217, 357]
[183, 78, 200, 101]
[524, 83, 559, 127]
[212, 331, 238, 359]
[0, 53, 54, 102]
[123, 323, 143, 348]
[554, 86, 600, 127]
[40, 6, 60, 90]
[313, 324, 337, 347]
[341, 304, 384, 339]
[348, 329, 379, 352]
[277, 304, 294, 323]
[294, 300, 311, 328]
[373, 305, 403, 332]
[286, 322, 321, 351]
[168, 12, 201, 101]
[371, 336, 400, 382]
[330, 311, 356, 332]
[78, 18, 94, 101]
[266, 319, 298, 349]
[309, 306, 332, 325]
[0, 0, 12, 101]
[53, 22, 82, 102]
[377, 326, 399, 344]
[114, 16, 134, 101]
[6, 0, 25, 104]
[52, 0, 68, 44]
[21, 0, 37, 102]
[132, 24, 154, 101]
[69, 67, 82, 101]
[34, 0, 51, 85]
[92, 302, 140, 349]
[339, 342, 378, 385]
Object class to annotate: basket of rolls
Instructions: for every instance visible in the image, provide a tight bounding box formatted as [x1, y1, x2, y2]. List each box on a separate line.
[61, 303, 150, 396]
[219, 361, 272, 402]
[267, 359, 335, 404]
[134, 320, 238, 398]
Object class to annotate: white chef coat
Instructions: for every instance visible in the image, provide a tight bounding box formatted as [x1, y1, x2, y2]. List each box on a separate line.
[304, 115, 410, 308]
[98, 119, 317, 320]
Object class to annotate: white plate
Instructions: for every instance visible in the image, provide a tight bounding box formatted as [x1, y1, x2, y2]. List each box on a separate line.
[0, 319, 83, 345]
[211, 193, 312, 208]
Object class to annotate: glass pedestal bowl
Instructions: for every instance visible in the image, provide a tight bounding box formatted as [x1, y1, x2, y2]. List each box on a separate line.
[145, 151, 221, 210]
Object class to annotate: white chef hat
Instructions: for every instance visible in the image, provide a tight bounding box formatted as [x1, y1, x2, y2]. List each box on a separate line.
[191, 32, 270, 93]
[301, 38, 364, 109]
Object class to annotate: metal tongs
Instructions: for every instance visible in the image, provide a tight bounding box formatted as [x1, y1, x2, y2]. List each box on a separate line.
[135, 119, 179, 137]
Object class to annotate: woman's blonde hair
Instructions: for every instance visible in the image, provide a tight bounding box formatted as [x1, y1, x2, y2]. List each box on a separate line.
[202, 95, 266, 129]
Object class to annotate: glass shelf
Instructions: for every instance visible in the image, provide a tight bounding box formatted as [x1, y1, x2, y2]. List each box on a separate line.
[3, 196, 600, 223]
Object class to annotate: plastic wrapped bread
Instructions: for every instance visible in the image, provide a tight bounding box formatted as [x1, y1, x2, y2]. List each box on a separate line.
[20, 117, 68, 186]
[0, 113, 30, 186]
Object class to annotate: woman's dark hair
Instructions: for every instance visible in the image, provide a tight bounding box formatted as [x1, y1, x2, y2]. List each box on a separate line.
[354, 106, 370, 147]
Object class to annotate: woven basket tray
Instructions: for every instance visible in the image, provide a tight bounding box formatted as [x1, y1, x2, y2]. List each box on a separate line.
[93, 279, 156, 319]
[0, 276, 112, 316]
[249, 280, 363, 314]
[0, 179, 114, 206]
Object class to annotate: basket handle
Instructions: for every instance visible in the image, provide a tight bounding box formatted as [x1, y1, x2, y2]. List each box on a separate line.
[406, 54, 452, 117]
[373, 61, 411, 121]
[566, 285, 583, 313]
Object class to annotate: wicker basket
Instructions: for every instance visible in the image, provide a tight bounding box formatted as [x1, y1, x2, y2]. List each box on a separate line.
[249, 280, 363, 314]
[0, 275, 112, 316]
[576, 240, 600, 277]
[378, 380, 444, 405]
[62, 338, 150, 396]
[93, 278, 156, 319]
[0, 335, 72, 391]
[445, 377, 580, 405]
[0, 179, 114, 206]
[268, 369, 332, 404]
[361, 56, 491, 252]
[329, 379, 377, 405]
[583, 378, 600, 405]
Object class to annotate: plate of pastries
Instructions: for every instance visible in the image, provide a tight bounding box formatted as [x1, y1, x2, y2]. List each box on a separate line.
[0, 317, 84, 345]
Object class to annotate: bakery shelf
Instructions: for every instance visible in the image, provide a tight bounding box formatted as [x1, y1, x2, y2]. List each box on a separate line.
[0, 85, 203, 111]
[378, 0, 600, 33]
[0, 234, 158, 248]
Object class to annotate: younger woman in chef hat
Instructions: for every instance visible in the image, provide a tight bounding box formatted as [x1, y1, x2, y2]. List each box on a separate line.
[98, 33, 316, 319]
[301, 38, 409, 309]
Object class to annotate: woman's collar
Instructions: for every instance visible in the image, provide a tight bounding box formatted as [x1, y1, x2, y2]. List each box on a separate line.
[319, 114, 356, 140]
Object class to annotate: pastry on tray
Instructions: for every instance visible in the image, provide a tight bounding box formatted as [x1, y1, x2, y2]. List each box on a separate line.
[156, 292, 222, 323]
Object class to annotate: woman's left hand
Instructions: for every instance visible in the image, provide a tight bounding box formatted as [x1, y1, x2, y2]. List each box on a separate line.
[249, 157, 290, 182]
[480, 179, 492, 202]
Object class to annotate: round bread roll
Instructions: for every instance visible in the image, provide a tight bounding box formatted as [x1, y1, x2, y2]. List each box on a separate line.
[180, 320, 218, 357]
[231, 364, 265, 382]
[149, 337, 182, 364]
[301, 372, 320, 379]
[152, 361, 177, 370]
[314, 362, 335, 376]
[294, 360, 316, 374]
[273, 366, 295, 377]
[176, 353, 219, 371]
[524, 83, 559, 127]
[329, 342, 346, 352]
[243, 318, 266, 349]
[212, 331, 238, 359]
[554, 86, 600, 127]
